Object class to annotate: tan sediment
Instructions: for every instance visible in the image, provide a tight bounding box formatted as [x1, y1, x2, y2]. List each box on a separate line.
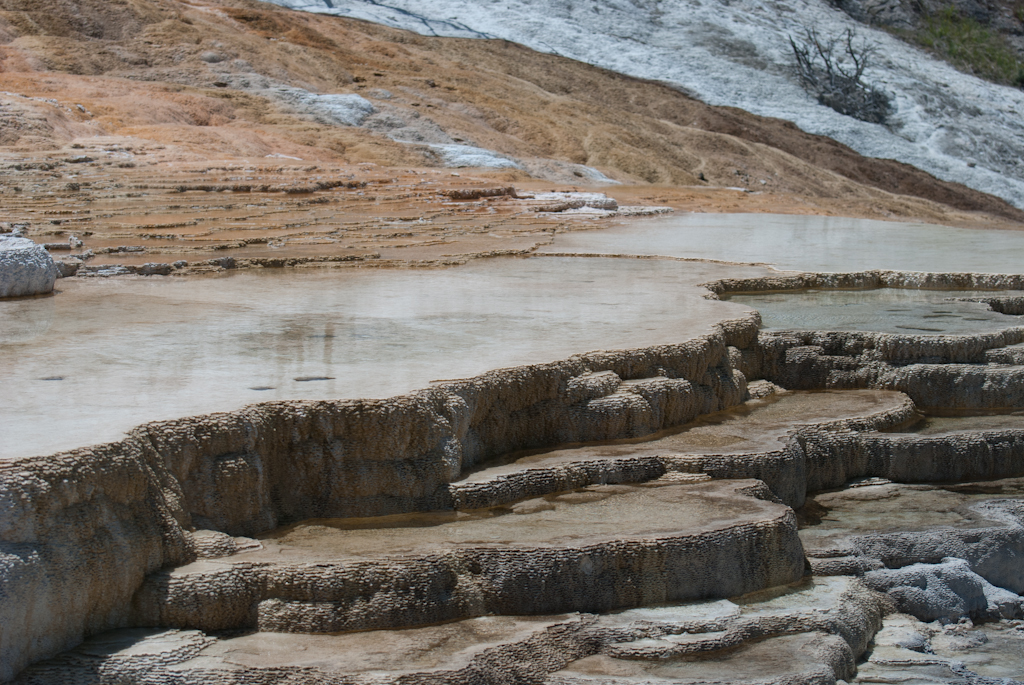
[0, 0, 1021, 269]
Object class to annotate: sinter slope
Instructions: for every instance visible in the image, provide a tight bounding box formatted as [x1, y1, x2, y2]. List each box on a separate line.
[0, 0, 1018, 222]
[267, 0, 1024, 210]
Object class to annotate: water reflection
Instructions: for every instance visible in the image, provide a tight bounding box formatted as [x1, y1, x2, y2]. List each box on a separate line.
[0, 257, 759, 459]
[0, 293, 55, 344]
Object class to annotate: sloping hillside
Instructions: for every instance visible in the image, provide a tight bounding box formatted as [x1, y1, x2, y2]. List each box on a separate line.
[0, 0, 1019, 223]
[265, 0, 1024, 210]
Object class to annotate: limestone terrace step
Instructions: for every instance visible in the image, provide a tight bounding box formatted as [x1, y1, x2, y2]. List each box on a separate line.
[132, 480, 804, 634]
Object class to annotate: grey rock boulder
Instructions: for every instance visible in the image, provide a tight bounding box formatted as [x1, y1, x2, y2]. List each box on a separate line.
[864, 557, 1024, 622]
[0, 236, 58, 298]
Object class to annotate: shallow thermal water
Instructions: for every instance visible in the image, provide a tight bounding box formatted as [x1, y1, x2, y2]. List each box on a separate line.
[462, 389, 906, 483]
[0, 257, 759, 460]
[727, 288, 1023, 334]
[541, 213, 1024, 273]
[893, 411, 1024, 435]
[558, 632, 827, 681]
[936, 622, 1024, 681]
[799, 479, 1024, 548]
[254, 483, 762, 559]
[857, 616, 1024, 683]
[188, 615, 568, 673]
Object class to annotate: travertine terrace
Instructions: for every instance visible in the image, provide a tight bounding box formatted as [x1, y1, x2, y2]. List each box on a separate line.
[7, 260, 1024, 683]
[5, 0, 1024, 682]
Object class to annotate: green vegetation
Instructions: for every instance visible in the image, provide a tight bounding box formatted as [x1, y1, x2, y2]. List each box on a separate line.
[911, 6, 1024, 87]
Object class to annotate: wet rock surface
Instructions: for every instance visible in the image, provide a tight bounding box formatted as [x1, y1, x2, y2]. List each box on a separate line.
[855, 613, 1024, 684]
[9, 268, 1024, 683]
[454, 388, 913, 510]
[0, 259, 763, 460]
[17, 577, 889, 685]
[13, 617, 595, 684]
[132, 480, 804, 634]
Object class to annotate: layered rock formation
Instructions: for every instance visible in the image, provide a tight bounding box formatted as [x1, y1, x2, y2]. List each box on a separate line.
[16, 577, 891, 684]
[6, 270, 1024, 682]
[0, 319, 754, 680]
[134, 481, 805, 634]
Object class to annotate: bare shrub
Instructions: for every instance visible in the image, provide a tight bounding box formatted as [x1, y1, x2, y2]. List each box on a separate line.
[789, 28, 893, 124]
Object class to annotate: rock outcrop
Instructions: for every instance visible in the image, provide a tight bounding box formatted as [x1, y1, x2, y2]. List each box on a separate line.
[706, 270, 1024, 409]
[863, 558, 1024, 622]
[133, 481, 805, 634]
[0, 236, 57, 298]
[857, 612, 1024, 684]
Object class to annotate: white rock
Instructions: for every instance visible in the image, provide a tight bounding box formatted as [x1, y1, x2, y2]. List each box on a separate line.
[864, 557, 1024, 622]
[425, 143, 519, 168]
[0, 236, 58, 298]
[274, 88, 376, 126]
[616, 206, 673, 216]
[530, 191, 618, 211]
